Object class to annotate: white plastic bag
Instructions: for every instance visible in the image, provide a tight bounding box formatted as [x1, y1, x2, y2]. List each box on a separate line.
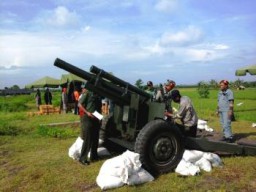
[175, 150, 223, 176]
[68, 137, 83, 160]
[197, 119, 207, 130]
[96, 150, 154, 190]
[96, 174, 124, 190]
[175, 159, 200, 176]
[127, 168, 154, 185]
[98, 154, 128, 179]
[182, 150, 204, 163]
[203, 152, 223, 167]
[197, 119, 214, 132]
[195, 157, 212, 172]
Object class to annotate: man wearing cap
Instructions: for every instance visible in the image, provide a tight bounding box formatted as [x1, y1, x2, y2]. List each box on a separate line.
[145, 81, 156, 101]
[216, 80, 234, 143]
[78, 85, 102, 165]
[163, 80, 176, 113]
[164, 89, 198, 137]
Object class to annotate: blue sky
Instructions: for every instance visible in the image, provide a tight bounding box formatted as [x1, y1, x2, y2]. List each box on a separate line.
[1, 0, 256, 88]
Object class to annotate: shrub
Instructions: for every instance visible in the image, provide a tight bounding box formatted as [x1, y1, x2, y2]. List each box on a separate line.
[197, 81, 210, 98]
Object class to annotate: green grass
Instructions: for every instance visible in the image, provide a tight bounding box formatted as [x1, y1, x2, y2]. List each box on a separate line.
[0, 88, 256, 191]
[174, 88, 256, 122]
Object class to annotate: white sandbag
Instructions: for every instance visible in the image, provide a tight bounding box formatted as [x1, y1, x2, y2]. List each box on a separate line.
[197, 119, 214, 132]
[175, 159, 200, 176]
[96, 150, 145, 190]
[195, 157, 212, 172]
[197, 119, 207, 130]
[127, 168, 154, 185]
[182, 150, 204, 163]
[203, 152, 223, 167]
[119, 150, 142, 183]
[98, 150, 141, 183]
[97, 147, 111, 157]
[204, 125, 214, 132]
[68, 137, 83, 160]
[98, 156, 128, 178]
[121, 150, 142, 172]
[96, 174, 124, 190]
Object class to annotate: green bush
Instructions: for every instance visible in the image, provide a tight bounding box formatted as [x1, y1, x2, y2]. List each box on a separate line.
[197, 81, 210, 98]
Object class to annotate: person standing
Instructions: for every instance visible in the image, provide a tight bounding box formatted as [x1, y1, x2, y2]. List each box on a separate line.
[216, 80, 234, 142]
[44, 88, 52, 105]
[163, 80, 176, 114]
[35, 89, 42, 110]
[145, 81, 156, 101]
[61, 87, 68, 113]
[73, 87, 80, 115]
[78, 85, 102, 165]
[164, 89, 198, 137]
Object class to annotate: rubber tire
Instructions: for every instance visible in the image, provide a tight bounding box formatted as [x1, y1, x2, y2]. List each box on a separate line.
[135, 119, 184, 175]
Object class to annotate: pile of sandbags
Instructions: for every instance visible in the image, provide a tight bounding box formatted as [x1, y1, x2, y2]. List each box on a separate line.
[96, 150, 154, 190]
[175, 150, 222, 176]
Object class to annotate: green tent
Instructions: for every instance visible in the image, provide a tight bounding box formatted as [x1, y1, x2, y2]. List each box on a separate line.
[235, 64, 256, 76]
[25, 76, 60, 88]
[60, 73, 86, 85]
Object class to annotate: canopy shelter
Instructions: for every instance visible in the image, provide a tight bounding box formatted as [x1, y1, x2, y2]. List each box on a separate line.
[25, 76, 60, 89]
[235, 64, 256, 76]
[60, 73, 85, 85]
[60, 73, 86, 104]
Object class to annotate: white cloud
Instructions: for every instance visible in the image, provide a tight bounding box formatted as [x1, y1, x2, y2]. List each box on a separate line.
[160, 26, 203, 46]
[0, 32, 62, 69]
[82, 25, 91, 32]
[143, 41, 166, 55]
[213, 44, 229, 50]
[185, 49, 216, 61]
[155, 0, 178, 13]
[42, 6, 79, 28]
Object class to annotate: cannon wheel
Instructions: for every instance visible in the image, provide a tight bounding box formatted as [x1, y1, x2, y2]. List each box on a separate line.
[135, 119, 184, 175]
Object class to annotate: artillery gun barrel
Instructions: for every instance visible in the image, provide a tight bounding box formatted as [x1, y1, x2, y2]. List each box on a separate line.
[90, 65, 151, 100]
[54, 58, 94, 81]
[54, 58, 130, 105]
[84, 82, 128, 106]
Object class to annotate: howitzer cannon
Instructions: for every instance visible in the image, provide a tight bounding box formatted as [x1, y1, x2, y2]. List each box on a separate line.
[54, 58, 256, 175]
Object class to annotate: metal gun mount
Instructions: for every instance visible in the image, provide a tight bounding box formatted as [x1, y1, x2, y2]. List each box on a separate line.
[54, 58, 256, 175]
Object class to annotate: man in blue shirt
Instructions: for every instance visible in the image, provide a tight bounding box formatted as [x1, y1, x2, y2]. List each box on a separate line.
[216, 80, 234, 143]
